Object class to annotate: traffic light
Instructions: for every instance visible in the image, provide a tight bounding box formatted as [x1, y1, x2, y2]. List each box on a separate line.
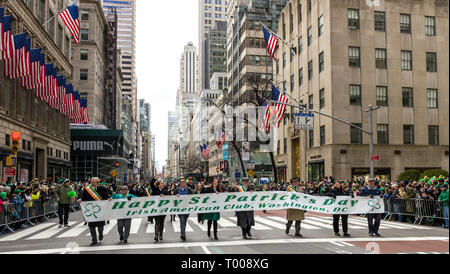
[115, 161, 120, 168]
[11, 131, 21, 156]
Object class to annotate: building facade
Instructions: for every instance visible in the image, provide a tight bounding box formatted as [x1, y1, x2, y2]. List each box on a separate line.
[72, 0, 107, 126]
[198, 0, 228, 92]
[274, 0, 449, 182]
[0, 0, 72, 182]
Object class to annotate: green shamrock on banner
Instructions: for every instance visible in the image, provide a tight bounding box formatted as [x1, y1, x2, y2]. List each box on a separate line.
[367, 198, 381, 212]
[84, 203, 101, 219]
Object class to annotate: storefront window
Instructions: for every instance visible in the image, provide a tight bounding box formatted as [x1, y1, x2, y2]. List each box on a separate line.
[308, 161, 324, 181]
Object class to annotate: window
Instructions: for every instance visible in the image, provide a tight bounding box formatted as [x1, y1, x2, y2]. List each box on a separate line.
[277, 141, 280, 155]
[401, 51, 412, 70]
[81, 10, 89, 21]
[377, 124, 389, 145]
[308, 60, 313, 80]
[290, 75, 295, 92]
[375, 48, 387, 69]
[22, 140, 27, 150]
[283, 81, 287, 91]
[308, 95, 313, 109]
[309, 130, 314, 148]
[5, 134, 10, 146]
[425, 16, 436, 36]
[402, 88, 414, 107]
[403, 125, 414, 145]
[290, 50, 294, 62]
[307, 26, 312, 46]
[318, 15, 324, 36]
[349, 47, 360, 67]
[284, 138, 287, 154]
[376, 86, 388, 106]
[276, 60, 279, 74]
[374, 11, 386, 31]
[351, 123, 362, 144]
[428, 126, 439, 145]
[298, 36, 303, 54]
[283, 52, 286, 68]
[80, 49, 88, 60]
[349, 85, 361, 105]
[299, 68, 303, 86]
[80, 69, 88, 80]
[308, 0, 311, 12]
[426, 52, 437, 72]
[319, 89, 325, 109]
[348, 9, 360, 29]
[427, 89, 438, 108]
[400, 14, 411, 33]
[48, 10, 55, 39]
[319, 51, 324, 72]
[81, 29, 89, 40]
[298, 4, 302, 23]
[320, 126, 325, 146]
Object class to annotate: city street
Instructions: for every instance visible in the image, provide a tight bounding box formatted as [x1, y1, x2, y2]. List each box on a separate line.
[0, 210, 448, 254]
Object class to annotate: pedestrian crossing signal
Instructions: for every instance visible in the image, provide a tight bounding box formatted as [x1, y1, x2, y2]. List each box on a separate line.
[6, 155, 17, 167]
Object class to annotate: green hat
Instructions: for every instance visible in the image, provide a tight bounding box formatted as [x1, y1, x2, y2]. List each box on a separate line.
[15, 189, 23, 194]
[380, 187, 385, 192]
[0, 192, 6, 200]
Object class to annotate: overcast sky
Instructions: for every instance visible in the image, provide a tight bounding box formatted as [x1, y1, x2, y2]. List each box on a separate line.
[136, 0, 198, 172]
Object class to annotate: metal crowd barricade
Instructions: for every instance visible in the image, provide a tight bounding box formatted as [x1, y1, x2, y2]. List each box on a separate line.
[1, 203, 14, 233]
[416, 199, 448, 225]
[383, 198, 390, 220]
[384, 198, 419, 224]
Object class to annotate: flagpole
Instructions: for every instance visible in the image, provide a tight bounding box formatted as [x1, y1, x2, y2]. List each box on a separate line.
[259, 22, 296, 56]
[269, 80, 304, 108]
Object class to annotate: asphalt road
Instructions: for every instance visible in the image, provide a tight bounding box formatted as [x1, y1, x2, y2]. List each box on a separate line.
[0, 210, 448, 254]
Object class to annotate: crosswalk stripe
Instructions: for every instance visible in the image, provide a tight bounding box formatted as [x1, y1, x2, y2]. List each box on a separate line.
[416, 252, 428, 254]
[346, 217, 415, 230]
[307, 217, 365, 229]
[130, 219, 142, 234]
[340, 241, 354, 247]
[85, 220, 117, 236]
[301, 219, 333, 229]
[146, 222, 155, 233]
[329, 241, 345, 247]
[173, 221, 194, 233]
[253, 222, 272, 230]
[218, 218, 236, 228]
[27, 222, 76, 240]
[0, 223, 54, 242]
[255, 216, 287, 229]
[57, 222, 89, 238]
[267, 216, 321, 230]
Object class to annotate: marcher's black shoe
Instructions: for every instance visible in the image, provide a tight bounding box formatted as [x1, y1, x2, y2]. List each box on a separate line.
[247, 233, 252, 239]
[123, 240, 128, 244]
[375, 233, 381, 237]
[120, 236, 123, 241]
[90, 242, 97, 246]
[344, 233, 351, 237]
[180, 236, 186, 242]
[243, 235, 248, 239]
[99, 235, 103, 241]
[295, 233, 303, 237]
[159, 235, 163, 241]
[214, 234, 218, 240]
[154, 237, 159, 242]
[369, 233, 374, 237]
[335, 232, 341, 237]
[84, 222, 87, 226]
[207, 231, 211, 238]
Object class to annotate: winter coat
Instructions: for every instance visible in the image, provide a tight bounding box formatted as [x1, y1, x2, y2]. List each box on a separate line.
[232, 185, 255, 228]
[439, 189, 449, 206]
[203, 186, 221, 221]
[56, 185, 73, 204]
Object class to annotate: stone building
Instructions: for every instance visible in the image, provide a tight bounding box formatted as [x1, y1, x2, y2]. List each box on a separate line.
[274, 0, 449, 181]
[0, 0, 72, 181]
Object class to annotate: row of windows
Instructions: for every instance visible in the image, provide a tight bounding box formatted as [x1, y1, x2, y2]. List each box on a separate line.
[348, 9, 437, 36]
[277, 124, 439, 154]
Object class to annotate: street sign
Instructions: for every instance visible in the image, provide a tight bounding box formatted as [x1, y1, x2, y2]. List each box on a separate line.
[371, 154, 380, 161]
[4, 168, 16, 177]
[248, 170, 255, 177]
[295, 113, 314, 130]
[223, 142, 229, 161]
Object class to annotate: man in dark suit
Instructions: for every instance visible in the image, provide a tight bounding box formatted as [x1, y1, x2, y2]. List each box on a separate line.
[232, 178, 255, 239]
[78, 177, 111, 246]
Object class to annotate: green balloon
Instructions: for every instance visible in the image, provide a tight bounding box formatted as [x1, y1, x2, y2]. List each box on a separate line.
[67, 190, 77, 198]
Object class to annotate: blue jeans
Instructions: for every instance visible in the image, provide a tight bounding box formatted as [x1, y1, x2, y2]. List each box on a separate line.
[178, 214, 189, 237]
[444, 205, 449, 228]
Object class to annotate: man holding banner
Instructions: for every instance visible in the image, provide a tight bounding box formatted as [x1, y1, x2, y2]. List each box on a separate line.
[360, 179, 383, 237]
[78, 178, 111, 246]
[232, 178, 255, 239]
[285, 178, 305, 237]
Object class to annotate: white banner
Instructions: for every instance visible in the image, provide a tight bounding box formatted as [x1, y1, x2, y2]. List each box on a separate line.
[81, 192, 384, 222]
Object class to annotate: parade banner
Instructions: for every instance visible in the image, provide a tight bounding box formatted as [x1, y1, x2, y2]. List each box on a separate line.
[81, 192, 384, 222]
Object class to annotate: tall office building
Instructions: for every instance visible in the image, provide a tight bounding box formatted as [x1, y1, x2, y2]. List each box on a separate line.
[99, 0, 137, 120]
[204, 21, 227, 89]
[198, 0, 228, 92]
[274, 0, 449, 181]
[138, 99, 151, 133]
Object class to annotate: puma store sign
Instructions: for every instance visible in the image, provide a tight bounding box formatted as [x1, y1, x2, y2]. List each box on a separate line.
[71, 138, 120, 156]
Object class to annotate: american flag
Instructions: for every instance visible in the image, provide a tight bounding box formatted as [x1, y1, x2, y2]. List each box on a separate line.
[59, 4, 80, 44]
[65, 84, 75, 118]
[1, 15, 12, 60]
[20, 37, 31, 77]
[0, 7, 4, 56]
[271, 85, 289, 128]
[21, 48, 41, 89]
[3, 33, 26, 79]
[263, 26, 278, 60]
[259, 102, 272, 134]
[73, 91, 82, 123]
[81, 99, 89, 123]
